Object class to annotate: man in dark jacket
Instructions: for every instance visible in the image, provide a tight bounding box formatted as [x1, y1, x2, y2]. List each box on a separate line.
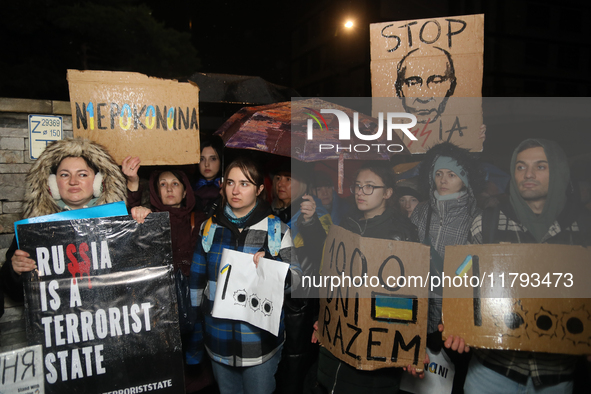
[463, 138, 591, 393]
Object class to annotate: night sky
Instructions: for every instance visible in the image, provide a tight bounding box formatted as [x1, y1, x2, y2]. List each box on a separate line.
[146, 0, 294, 86]
[0, 1, 296, 100]
[1, 0, 590, 163]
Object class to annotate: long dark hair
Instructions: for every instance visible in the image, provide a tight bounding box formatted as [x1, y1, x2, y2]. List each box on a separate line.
[199, 135, 224, 179]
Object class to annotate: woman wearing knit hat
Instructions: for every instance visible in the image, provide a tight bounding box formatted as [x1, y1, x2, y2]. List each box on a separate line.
[409, 141, 483, 389]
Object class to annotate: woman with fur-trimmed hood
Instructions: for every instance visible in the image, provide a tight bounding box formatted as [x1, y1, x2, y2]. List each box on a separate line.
[411, 141, 483, 339]
[1, 137, 127, 302]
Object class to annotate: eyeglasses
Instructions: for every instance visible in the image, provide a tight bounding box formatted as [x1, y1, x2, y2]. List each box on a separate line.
[350, 184, 386, 195]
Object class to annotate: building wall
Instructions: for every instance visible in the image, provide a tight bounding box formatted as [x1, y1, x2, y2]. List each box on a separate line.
[0, 97, 72, 351]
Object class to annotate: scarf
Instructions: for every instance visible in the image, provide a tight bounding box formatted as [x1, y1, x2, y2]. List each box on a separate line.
[434, 190, 466, 201]
[224, 201, 258, 228]
[196, 177, 221, 189]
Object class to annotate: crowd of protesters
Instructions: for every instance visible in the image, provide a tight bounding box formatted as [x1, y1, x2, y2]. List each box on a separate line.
[1, 133, 590, 394]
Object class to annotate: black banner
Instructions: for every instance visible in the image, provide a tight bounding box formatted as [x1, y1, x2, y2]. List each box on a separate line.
[18, 213, 184, 393]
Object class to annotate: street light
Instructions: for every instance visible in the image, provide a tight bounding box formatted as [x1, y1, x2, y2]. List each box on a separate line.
[344, 20, 354, 29]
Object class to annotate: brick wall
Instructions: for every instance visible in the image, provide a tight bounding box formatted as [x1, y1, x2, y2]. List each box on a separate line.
[0, 98, 73, 351]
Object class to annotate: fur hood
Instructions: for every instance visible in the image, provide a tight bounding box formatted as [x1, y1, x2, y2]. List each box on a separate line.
[417, 141, 484, 198]
[22, 138, 127, 219]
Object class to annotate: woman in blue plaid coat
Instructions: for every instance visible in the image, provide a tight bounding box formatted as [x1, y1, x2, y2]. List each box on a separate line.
[186, 156, 302, 394]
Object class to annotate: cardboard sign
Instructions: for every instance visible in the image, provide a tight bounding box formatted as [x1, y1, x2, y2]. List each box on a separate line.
[316, 225, 430, 370]
[211, 249, 289, 336]
[67, 70, 200, 165]
[18, 213, 184, 393]
[0, 345, 45, 394]
[370, 14, 484, 153]
[442, 244, 591, 355]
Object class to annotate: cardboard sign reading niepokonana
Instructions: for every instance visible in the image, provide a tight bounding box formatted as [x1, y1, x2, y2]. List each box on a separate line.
[442, 244, 591, 355]
[17, 213, 184, 393]
[316, 225, 430, 370]
[370, 14, 484, 153]
[67, 70, 200, 165]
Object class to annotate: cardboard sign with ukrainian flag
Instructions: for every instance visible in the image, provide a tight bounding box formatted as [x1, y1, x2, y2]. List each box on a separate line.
[315, 225, 430, 370]
[67, 70, 200, 165]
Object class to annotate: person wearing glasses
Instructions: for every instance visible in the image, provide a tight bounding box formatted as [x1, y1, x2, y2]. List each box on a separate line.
[409, 141, 483, 390]
[314, 163, 419, 394]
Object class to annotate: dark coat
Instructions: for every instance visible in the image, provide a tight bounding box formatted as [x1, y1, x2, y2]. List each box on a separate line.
[193, 184, 220, 214]
[127, 170, 198, 276]
[274, 196, 332, 394]
[341, 207, 419, 242]
[191, 184, 221, 234]
[325, 191, 354, 226]
[148, 170, 198, 276]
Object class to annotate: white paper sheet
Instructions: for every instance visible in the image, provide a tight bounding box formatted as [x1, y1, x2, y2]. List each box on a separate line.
[399, 347, 455, 394]
[211, 248, 289, 336]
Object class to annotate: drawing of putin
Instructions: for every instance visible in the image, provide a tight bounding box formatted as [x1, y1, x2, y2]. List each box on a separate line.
[395, 46, 457, 125]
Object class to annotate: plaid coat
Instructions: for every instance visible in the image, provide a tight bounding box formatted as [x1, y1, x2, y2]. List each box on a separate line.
[469, 201, 591, 386]
[411, 142, 481, 335]
[186, 202, 300, 367]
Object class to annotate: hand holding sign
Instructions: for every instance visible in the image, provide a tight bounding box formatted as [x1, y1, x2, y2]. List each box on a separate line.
[312, 321, 319, 344]
[440, 323, 470, 354]
[211, 249, 289, 336]
[131, 206, 152, 224]
[253, 251, 265, 267]
[11, 249, 37, 275]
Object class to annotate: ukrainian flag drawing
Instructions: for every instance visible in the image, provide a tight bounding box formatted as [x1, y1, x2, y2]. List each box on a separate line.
[455, 254, 473, 276]
[372, 293, 417, 323]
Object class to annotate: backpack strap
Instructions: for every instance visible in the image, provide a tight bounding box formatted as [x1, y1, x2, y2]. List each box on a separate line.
[481, 205, 501, 244]
[201, 217, 218, 253]
[267, 215, 282, 257]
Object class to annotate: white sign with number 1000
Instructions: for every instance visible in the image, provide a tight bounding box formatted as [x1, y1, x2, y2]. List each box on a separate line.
[29, 115, 63, 160]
